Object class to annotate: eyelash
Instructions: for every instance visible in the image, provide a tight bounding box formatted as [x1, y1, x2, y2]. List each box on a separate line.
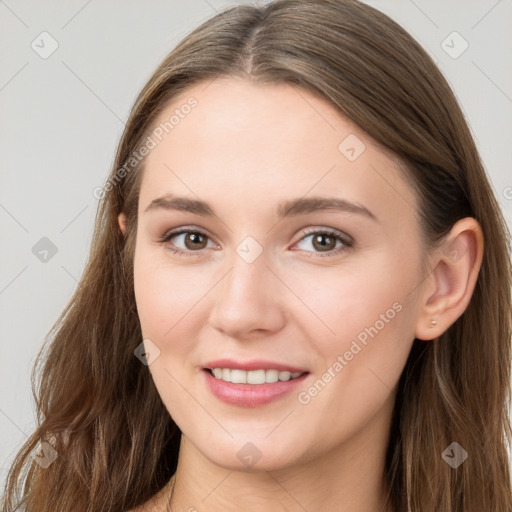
[158, 226, 354, 258]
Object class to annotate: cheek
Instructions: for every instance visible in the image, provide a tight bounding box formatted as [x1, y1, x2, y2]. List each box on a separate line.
[287, 270, 415, 454]
[133, 249, 209, 340]
[133, 250, 210, 422]
[290, 253, 417, 396]
[293, 258, 410, 345]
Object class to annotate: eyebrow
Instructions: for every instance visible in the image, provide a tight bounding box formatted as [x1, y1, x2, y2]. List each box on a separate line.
[144, 194, 378, 222]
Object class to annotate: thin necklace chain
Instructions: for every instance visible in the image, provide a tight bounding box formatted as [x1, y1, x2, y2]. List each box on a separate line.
[163, 474, 176, 512]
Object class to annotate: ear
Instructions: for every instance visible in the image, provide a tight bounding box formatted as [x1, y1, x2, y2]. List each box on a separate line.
[414, 217, 484, 341]
[118, 212, 127, 237]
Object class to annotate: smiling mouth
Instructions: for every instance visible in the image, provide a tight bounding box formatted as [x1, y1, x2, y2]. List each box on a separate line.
[205, 368, 308, 385]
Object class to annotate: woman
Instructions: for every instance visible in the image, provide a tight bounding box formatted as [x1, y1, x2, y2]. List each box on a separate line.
[3, 0, 511, 511]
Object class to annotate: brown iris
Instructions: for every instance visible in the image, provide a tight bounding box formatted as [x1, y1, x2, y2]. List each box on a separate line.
[311, 233, 337, 252]
[184, 232, 208, 250]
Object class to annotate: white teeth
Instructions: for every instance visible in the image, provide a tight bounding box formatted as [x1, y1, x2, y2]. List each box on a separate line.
[210, 368, 304, 384]
[265, 369, 279, 383]
[231, 369, 246, 384]
[247, 369, 265, 384]
[278, 371, 291, 381]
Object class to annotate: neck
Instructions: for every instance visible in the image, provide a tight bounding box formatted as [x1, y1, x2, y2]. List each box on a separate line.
[167, 393, 397, 512]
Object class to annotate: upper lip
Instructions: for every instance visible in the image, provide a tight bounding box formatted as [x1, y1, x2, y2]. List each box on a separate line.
[203, 358, 308, 373]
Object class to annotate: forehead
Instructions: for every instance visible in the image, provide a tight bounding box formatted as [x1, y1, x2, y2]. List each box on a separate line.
[138, 77, 418, 225]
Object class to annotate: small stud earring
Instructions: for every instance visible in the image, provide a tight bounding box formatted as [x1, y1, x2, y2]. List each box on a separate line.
[430, 319, 437, 328]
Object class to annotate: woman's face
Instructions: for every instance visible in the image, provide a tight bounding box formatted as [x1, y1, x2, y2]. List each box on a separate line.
[128, 77, 427, 471]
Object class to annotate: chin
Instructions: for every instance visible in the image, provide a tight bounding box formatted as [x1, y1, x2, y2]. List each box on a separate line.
[185, 429, 312, 473]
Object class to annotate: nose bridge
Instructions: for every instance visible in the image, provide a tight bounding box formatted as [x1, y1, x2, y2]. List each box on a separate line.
[210, 243, 286, 336]
[220, 244, 273, 310]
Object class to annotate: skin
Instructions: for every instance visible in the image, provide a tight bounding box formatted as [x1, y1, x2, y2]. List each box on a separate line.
[120, 77, 484, 512]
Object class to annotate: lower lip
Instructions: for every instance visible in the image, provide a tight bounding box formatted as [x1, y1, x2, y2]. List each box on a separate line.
[203, 369, 309, 407]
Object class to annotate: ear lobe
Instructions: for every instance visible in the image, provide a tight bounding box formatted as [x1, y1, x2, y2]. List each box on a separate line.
[118, 213, 127, 236]
[414, 217, 484, 341]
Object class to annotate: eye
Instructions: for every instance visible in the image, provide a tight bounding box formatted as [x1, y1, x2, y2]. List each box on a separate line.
[158, 226, 354, 258]
[292, 228, 353, 258]
[159, 228, 216, 257]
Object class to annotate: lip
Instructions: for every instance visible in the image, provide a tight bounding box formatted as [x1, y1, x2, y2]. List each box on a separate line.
[203, 358, 308, 373]
[203, 369, 309, 407]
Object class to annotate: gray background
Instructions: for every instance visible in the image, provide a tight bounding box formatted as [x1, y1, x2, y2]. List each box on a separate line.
[1, 0, 511, 490]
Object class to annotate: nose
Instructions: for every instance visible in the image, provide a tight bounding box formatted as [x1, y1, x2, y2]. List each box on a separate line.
[208, 249, 287, 340]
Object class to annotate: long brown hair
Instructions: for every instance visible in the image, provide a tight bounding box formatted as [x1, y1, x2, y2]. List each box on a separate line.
[3, 1, 511, 510]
